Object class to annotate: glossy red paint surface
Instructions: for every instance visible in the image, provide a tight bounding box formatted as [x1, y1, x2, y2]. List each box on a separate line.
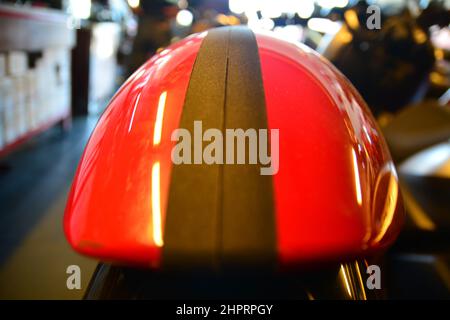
[255, 31, 404, 265]
[64, 32, 206, 267]
[65, 28, 404, 268]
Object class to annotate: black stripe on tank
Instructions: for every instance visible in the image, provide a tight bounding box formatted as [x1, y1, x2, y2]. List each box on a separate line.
[221, 27, 276, 269]
[162, 26, 275, 271]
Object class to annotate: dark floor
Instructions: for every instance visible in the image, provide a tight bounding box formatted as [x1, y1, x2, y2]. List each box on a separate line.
[0, 116, 99, 299]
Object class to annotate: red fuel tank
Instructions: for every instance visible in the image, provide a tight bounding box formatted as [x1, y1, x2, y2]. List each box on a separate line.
[64, 27, 404, 268]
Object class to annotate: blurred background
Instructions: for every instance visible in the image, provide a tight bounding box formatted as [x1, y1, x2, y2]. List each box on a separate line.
[0, 0, 449, 299]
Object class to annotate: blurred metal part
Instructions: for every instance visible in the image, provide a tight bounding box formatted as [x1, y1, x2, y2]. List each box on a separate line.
[439, 88, 450, 105]
[399, 181, 436, 231]
[386, 253, 450, 299]
[382, 100, 450, 163]
[400, 142, 450, 178]
[84, 260, 379, 300]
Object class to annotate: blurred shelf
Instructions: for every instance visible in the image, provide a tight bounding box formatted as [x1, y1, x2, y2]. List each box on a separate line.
[0, 112, 70, 159]
[0, 4, 75, 158]
[0, 4, 75, 52]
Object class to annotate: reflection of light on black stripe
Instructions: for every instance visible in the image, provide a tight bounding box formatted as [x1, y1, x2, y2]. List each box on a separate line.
[152, 162, 163, 247]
